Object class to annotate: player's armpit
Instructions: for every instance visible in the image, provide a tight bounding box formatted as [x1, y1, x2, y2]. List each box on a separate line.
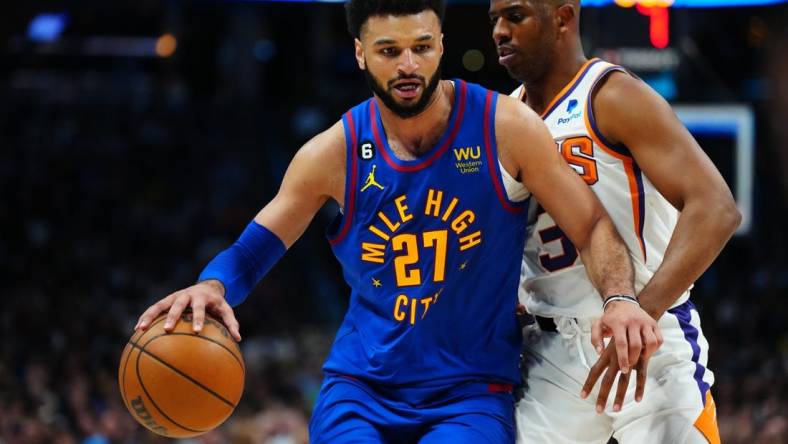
[254, 120, 347, 247]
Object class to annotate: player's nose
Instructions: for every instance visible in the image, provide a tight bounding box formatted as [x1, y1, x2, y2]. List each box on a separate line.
[397, 49, 418, 74]
[492, 19, 511, 44]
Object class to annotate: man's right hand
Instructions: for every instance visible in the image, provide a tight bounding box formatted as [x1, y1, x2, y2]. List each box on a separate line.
[134, 279, 241, 342]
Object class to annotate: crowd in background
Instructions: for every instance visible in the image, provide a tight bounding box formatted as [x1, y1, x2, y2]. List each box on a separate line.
[2, 2, 786, 443]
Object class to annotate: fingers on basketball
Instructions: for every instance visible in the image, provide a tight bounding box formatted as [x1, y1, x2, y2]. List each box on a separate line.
[119, 312, 245, 438]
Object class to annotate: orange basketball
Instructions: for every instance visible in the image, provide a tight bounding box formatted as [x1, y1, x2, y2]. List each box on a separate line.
[118, 312, 245, 438]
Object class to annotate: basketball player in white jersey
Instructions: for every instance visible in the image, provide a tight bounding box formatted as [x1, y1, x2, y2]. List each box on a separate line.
[489, 0, 741, 443]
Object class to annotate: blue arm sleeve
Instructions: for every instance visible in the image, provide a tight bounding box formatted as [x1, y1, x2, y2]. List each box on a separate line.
[198, 221, 286, 307]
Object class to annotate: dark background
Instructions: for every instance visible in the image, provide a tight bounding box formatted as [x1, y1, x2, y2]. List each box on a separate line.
[1, 1, 786, 443]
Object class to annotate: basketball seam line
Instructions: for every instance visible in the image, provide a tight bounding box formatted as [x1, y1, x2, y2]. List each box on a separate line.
[122, 316, 167, 408]
[120, 346, 133, 406]
[139, 323, 245, 371]
[139, 331, 245, 372]
[137, 315, 168, 346]
[133, 341, 206, 434]
[128, 339, 238, 409]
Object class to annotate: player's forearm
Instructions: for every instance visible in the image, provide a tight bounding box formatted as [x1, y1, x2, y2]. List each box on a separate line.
[579, 216, 636, 299]
[198, 221, 287, 307]
[638, 199, 740, 319]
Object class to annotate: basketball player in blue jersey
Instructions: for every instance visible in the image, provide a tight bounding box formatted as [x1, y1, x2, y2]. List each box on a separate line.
[489, 0, 741, 442]
[134, 1, 662, 442]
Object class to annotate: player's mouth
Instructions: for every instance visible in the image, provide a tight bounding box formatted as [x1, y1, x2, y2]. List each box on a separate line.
[392, 81, 422, 99]
[497, 45, 519, 66]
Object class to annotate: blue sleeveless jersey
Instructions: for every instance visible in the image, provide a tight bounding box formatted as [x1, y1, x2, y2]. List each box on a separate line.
[325, 80, 529, 389]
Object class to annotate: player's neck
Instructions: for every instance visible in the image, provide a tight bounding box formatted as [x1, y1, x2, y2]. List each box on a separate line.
[376, 80, 454, 159]
[524, 53, 587, 116]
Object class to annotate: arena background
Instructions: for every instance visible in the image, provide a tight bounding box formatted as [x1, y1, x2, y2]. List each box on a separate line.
[2, 0, 786, 443]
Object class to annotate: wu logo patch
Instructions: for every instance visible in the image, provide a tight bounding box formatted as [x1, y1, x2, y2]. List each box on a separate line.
[453, 146, 482, 174]
[453, 146, 481, 161]
[361, 165, 385, 192]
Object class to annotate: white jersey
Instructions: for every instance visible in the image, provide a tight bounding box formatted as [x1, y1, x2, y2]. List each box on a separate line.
[511, 58, 688, 318]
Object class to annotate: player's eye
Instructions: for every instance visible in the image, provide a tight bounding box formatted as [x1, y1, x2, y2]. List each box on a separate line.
[413, 45, 430, 53]
[488, 15, 499, 26]
[507, 12, 525, 23]
[381, 47, 399, 57]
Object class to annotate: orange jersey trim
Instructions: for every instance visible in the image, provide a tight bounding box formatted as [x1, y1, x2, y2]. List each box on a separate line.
[583, 89, 648, 261]
[539, 58, 601, 119]
[694, 391, 721, 444]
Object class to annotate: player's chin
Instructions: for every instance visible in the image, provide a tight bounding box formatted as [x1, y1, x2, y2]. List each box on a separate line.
[398, 102, 424, 117]
[500, 64, 523, 82]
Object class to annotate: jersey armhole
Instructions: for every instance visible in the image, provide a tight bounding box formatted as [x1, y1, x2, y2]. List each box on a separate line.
[327, 111, 359, 245]
[483, 91, 528, 214]
[584, 67, 633, 159]
[499, 160, 530, 202]
[583, 67, 649, 262]
[510, 84, 525, 100]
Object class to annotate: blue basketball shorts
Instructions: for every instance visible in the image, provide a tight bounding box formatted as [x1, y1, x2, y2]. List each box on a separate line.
[308, 374, 515, 444]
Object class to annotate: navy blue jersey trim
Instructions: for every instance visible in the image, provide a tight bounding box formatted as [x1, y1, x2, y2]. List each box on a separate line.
[586, 65, 631, 157]
[541, 59, 603, 120]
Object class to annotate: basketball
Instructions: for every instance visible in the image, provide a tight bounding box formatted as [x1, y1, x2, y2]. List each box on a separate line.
[118, 312, 245, 438]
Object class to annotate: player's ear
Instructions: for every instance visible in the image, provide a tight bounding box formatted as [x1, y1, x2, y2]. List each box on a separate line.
[555, 4, 575, 34]
[355, 38, 366, 70]
[439, 33, 445, 56]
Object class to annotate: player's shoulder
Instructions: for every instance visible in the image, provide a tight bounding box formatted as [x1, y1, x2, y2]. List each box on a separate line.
[458, 78, 523, 101]
[495, 92, 542, 133]
[592, 64, 683, 148]
[493, 92, 554, 173]
[593, 68, 665, 116]
[287, 120, 346, 202]
[294, 120, 346, 171]
[444, 79, 536, 128]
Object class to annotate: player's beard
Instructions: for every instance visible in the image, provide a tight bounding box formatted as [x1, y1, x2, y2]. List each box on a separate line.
[364, 62, 442, 119]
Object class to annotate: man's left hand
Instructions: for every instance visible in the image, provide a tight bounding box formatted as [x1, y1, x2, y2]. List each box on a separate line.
[581, 338, 648, 413]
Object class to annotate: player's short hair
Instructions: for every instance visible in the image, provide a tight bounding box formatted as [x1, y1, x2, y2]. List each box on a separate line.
[345, 0, 446, 39]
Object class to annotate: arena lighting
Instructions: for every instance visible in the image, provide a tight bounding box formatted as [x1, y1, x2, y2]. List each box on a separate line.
[601, 0, 785, 50]
[254, 0, 783, 49]
[581, 0, 785, 5]
[155, 33, 177, 58]
[605, 0, 783, 49]
[250, 0, 786, 5]
[634, 3, 670, 49]
[615, 0, 673, 5]
[27, 12, 69, 43]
